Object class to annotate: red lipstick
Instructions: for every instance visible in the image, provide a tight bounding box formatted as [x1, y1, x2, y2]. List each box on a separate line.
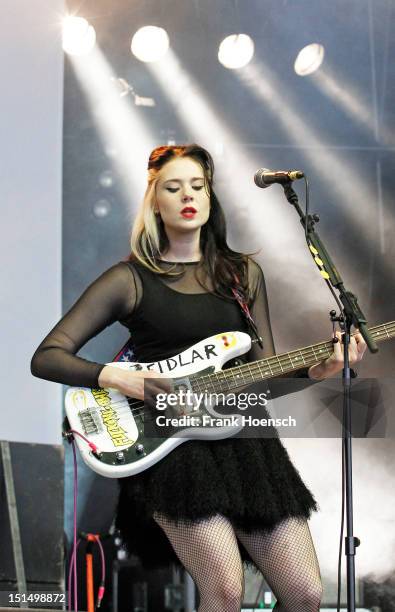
[181, 206, 197, 219]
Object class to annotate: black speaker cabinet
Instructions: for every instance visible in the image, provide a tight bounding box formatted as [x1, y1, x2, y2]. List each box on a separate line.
[0, 441, 64, 602]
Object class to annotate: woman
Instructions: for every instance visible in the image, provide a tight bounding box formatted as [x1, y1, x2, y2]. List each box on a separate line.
[31, 144, 366, 611]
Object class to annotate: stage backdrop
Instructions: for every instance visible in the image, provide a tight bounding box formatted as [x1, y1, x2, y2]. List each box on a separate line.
[61, 0, 395, 602]
[0, 0, 65, 445]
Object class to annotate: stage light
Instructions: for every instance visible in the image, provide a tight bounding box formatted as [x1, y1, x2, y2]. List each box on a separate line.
[218, 34, 254, 70]
[131, 26, 169, 63]
[99, 170, 114, 188]
[62, 16, 96, 56]
[92, 199, 111, 218]
[294, 43, 325, 76]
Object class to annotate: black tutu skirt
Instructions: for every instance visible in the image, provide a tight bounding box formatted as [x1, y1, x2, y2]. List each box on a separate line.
[115, 435, 318, 572]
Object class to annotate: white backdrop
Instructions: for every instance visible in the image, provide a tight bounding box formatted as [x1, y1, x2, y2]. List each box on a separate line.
[0, 0, 64, 444]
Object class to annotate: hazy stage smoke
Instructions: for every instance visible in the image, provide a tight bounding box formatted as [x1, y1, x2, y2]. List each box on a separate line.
[285, 437, 395, 581]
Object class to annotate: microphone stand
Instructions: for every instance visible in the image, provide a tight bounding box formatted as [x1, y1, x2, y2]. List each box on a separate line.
[282, 182, 378, 612]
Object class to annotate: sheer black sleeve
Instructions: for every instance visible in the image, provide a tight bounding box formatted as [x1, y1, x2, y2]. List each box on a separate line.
[30, 262, 140, 388]
[246, 259, 310, 379]
[245, 259, 276, 361]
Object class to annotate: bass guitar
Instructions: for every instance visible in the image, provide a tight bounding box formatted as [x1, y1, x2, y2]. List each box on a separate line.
[64, 322, 394, 478]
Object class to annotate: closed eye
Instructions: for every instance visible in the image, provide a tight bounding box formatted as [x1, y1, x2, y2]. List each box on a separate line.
[166, 185, 204, 193]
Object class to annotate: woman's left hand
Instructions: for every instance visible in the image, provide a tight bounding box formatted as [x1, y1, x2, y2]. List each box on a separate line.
[308, 330, 367, 380]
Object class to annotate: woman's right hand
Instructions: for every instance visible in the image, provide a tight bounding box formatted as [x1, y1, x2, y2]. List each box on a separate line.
[98, 365, 173, 400]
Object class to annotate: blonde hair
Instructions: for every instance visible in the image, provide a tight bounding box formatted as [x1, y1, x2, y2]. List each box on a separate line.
[130, 170, 165, 273]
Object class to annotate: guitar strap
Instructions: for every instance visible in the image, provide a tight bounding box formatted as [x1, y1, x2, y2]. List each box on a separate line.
[113, 339, 134, 363]
[231, 274, 264, 350]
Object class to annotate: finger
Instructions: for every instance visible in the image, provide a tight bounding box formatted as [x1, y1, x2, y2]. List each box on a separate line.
[144, 379, 164, 394]
[355, 333, 367, 358]
[155, 377, 173, 393]
[144, 381, 173, 405]
[144, 388, 167, 411]
[156, 382, 173, 396]
[348, 335, 359, 363]
[332, 331, 343, 361]
[349, 335, 358, 350]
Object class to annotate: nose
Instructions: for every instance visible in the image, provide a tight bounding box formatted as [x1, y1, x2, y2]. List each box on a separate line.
[181, 193, 193, 203]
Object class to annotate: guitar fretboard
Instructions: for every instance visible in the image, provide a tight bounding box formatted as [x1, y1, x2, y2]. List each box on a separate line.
[192, 321, 395, 395]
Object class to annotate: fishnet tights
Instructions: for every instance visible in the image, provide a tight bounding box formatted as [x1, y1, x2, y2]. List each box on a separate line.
[153, 512, 322, 612]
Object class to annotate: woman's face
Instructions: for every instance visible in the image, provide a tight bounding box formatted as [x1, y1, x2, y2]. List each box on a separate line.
[155, 156, 210, 234]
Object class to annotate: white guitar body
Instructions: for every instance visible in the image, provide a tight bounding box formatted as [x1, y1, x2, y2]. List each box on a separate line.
[65, 331, 252, 478]
[64, 320, 395, 478]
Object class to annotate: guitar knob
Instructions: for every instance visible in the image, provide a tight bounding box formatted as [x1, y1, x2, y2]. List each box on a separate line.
[135, 444, 145, 455]
[116, 452, 125, 463]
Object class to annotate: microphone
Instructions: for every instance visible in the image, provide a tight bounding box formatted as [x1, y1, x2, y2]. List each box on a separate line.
[254, 168, 304, 188]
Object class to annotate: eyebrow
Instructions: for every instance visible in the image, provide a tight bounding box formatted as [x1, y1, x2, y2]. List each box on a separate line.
[163, 177, 205, 184]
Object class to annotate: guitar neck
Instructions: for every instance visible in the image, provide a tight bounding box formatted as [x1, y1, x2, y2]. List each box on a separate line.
[195, 321, 395, 394]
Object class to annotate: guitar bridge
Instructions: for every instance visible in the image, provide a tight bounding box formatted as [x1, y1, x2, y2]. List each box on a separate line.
[78, 409, 102, 435]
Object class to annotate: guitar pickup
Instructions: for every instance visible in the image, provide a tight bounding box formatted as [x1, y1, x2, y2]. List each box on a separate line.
[78, 410, 102, 435]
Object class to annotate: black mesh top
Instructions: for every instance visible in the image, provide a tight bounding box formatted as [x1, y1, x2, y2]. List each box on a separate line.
[30, 256, 319, 574]
[30, 258, 309, 387]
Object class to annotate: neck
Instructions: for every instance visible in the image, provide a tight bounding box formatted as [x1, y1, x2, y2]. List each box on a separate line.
[163, 228, 202, 262]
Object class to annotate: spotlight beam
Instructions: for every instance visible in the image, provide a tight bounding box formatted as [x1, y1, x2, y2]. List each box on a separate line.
[148, 50, 300, 250]
[66, 46, 157, 205]
[311, 67, 395, 145]
[237, 61, 393, 274]
[147, 50, 346, 320]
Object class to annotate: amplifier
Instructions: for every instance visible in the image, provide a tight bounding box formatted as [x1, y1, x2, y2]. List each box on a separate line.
[0, 441, 64, 597]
